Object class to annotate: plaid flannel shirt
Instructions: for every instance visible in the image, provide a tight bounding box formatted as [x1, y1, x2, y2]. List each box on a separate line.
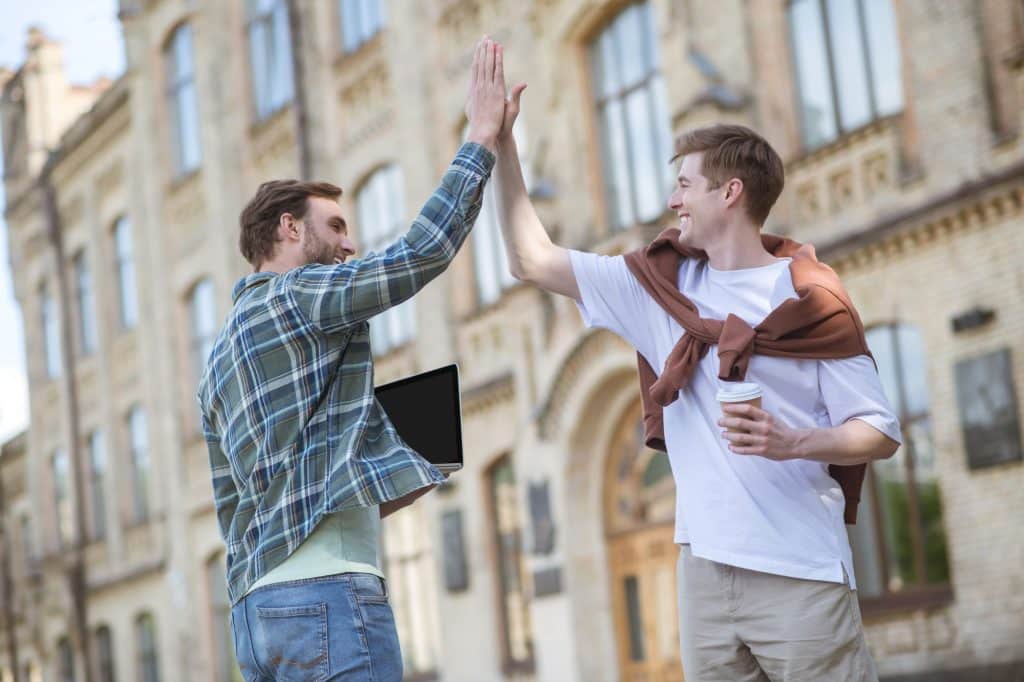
[197, 143, 494, 603]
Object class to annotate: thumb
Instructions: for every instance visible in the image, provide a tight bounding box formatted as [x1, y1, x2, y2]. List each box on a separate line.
[509, 82, 527, 109]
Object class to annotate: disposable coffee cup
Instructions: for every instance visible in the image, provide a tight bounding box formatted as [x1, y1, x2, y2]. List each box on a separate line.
[716, 382, 763, 433]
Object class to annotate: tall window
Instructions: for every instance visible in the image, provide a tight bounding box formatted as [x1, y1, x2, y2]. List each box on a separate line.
[88, 429, 108, 541]
[382, 511, 440, 677]
[165, 24, 202, 175]
[788, 0, 903, 149]
[20, 514, 33, 575]
[849, 323, 951, 606]
[74, 251, 98, 355]
[340, 0, 386, 53]
[56, 638, 74, 682]
[114, 217, 139, 329]
[356, 165, 415, 353]
[41, 282, 62, 378]
[207, 555, 244, 682]
[135, 613, 160, 682]
[189, 278, 217, 383]
[591, 1, 674, 230]
[127, 406, 150, 523]
[487, 456, 535, 672]
[93, 625, 117, 682]
[52, 448, 72, 547]
[461, 121, 529, 306]
[247, 0, 294, 120]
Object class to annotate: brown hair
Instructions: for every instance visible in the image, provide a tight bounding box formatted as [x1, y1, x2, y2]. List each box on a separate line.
[671, 124, 784, 225]
[238, 180, 343, 267]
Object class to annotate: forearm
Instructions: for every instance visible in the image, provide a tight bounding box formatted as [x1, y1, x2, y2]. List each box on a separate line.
[793, 418, 900, 466]
[380, 484, 437, 518]
[493, 136, 555, 281]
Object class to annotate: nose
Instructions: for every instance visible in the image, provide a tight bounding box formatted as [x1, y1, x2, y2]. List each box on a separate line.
[341, 237, 356, 257]
[668, 187, 683, 212]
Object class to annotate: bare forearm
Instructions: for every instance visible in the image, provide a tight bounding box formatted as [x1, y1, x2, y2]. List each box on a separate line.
[380, 484, 437, 518]
[793, 419, 900, 465]
[493, 136, 554, 280]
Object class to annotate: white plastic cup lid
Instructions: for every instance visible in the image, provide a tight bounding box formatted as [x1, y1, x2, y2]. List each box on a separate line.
[716, 381, 762, 403]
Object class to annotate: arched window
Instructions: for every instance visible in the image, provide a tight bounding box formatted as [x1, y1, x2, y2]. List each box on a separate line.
[849, 323, 951, 607]
[590, 1, 674, 230]
[56, 637, 74, 682]
[165, 23, 202, 174]
[486, 455, 535, 672]
[355, 164, 415, 353]
[93, 625, 116, 682]
[135, 613, 160, 682]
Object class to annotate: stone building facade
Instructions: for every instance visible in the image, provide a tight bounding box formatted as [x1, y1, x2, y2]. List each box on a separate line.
[1, 1, 1022, 681]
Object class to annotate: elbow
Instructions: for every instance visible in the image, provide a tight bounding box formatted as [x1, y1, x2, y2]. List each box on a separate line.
[875, 435, 900, 461]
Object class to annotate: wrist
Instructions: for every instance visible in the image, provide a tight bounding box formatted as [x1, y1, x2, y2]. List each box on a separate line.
[790, 427, 815, 460]
[466, 131, 498, 154]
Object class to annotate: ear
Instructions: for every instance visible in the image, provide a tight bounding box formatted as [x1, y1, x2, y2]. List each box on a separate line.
[278, 212, 301, 242]
[722, 178, 744, 209]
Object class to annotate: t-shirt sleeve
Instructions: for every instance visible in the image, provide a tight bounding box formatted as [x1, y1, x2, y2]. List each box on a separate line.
[818, 355, 902, 444]
[568, 250, 657, 364]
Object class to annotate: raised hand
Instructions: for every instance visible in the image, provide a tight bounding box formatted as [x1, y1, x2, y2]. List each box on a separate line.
[496, 42, 527, 142]
[465, 37, 507, 152]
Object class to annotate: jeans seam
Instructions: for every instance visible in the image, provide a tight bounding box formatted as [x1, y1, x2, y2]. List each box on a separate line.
[241, 601, 269, 680]
[348, 579, 376, 681]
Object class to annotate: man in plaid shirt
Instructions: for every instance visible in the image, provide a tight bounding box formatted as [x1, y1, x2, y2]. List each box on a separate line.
[197, 38, 509, 681]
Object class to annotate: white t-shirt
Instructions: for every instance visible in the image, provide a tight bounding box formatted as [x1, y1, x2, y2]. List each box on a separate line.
[569, 250, 901, 588]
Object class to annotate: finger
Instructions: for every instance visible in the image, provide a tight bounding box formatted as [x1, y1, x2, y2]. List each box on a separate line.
[474, 39, 484, 89]
[729, 445, 767, 455]
[510, 82, 527, 107]
[718, 417, 756, 431]
[495, 43, 504, 87]
[485, 39, 495, 83]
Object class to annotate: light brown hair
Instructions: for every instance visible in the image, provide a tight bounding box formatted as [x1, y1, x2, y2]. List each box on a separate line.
[238, 180, 343, 267]
[671, 124, 784, 225]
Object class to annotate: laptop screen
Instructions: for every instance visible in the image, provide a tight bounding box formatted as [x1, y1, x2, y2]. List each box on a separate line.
[375, 364, 463, 468]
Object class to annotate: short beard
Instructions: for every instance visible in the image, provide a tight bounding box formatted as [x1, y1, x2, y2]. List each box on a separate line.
[301, 229, 333, 265]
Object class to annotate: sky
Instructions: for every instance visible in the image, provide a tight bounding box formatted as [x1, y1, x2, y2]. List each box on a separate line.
[0, 0, 125, 442]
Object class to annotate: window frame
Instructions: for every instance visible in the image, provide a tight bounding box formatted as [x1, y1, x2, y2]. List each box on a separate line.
[164, 23, 203, 176]
[88, 429, 108, 541]
[853, 322, 953, 616]
[246, 0, 295, 121]
[127, 406, 150, 524]
[588, 0, 674, 232]
[113, 216, 139, 330]
[41, 281, 62, 379]
[73, 249, 98, 355]
[786, 0, 904, 151]
[135, 613, 160, 682]
[93, 624, 117, 682]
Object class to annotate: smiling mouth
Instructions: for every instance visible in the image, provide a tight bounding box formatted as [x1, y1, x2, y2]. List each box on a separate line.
[333, 257, 344, 264]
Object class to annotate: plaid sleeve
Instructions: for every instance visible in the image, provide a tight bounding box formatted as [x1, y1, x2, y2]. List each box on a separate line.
[289, 143, 495, 334]
[203, 413, 239, 550]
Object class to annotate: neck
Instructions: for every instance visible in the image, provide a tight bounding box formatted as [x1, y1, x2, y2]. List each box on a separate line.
[256, 255, 302, 274]
[702, 223, 778, 270]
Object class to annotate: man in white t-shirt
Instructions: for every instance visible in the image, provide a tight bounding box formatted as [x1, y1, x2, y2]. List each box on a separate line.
[491, 73, 899, 680]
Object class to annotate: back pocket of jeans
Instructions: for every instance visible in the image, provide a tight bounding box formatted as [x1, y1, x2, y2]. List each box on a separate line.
[255, 603, 329, 682]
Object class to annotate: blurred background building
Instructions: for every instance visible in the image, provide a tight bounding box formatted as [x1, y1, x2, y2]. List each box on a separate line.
[0, 0, 1022, 680]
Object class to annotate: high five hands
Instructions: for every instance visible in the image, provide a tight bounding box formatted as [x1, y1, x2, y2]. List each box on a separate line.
[465, 36, 528, 152]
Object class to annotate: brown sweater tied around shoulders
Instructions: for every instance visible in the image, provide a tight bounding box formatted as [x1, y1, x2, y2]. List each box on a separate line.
[622, 228, 875, 524]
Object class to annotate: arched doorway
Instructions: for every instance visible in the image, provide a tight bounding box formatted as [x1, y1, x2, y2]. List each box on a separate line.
[604, 400, 682, 682]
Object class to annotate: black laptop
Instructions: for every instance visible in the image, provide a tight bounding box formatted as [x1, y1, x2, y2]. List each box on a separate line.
[374, 364, 464, 473]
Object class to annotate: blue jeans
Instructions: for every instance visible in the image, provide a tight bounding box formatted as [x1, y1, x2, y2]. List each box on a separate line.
[230, 573, 403, 681]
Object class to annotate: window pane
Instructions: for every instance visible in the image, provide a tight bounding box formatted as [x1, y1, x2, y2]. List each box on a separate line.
[600, 100, 635, 228]
[95, 627, 116, 682]
[863, 0, 903, 116]
[789, 0, 838, 147]
[341, 0, 360, 51]
[490, 458, 534, 665]
[874, 443, 915, 589]
[42, 285, 63, 378]
[115, 218, 138, 329]
[75, 253, 97, 354]
[847, 470, 885, 598]
[624, 87, 662, 222]
[90, 431, 107, 540]
[905, 418, 950, 584]
[623, 575, 645, 661]
[615, 5, 646, 88]
[130, 408, 150, 522]
[53, 449, 71, 546]
[177, 81, 202, 172]
[896, 325, 929, 417]
[825, 0, 872, 131]
[271, 3, 294, 107]
[866, 326, 902, 415]
[472, 187, 501, 305]
[593, 30, 621, 99]
[191, 279, 217, 380]
[249, 21, 269, 116]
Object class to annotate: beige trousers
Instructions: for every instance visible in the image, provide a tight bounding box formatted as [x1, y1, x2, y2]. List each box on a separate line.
[676, 544, 878, 681]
